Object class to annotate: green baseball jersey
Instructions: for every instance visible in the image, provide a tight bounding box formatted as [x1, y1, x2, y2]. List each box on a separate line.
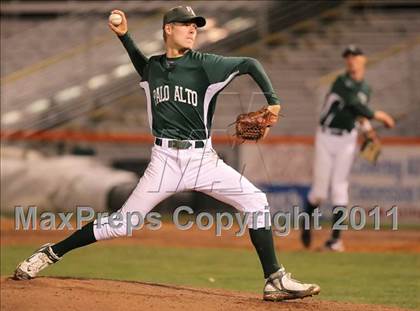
[119, 33, 280, 140]
[320, 73, 374, 131]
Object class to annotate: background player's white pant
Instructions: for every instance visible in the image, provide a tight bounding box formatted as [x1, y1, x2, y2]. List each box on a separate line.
[94, 139, 270, 240]
[308, 127, 358, 206]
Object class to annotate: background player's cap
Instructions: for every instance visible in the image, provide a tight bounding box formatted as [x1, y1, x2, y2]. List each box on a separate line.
[163, 6, 206, 28]
[342, 45, 364, 58]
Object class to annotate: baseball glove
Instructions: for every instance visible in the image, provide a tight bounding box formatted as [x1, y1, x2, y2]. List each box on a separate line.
[360, 133, 381, 164]
[234, 107, 279, 141]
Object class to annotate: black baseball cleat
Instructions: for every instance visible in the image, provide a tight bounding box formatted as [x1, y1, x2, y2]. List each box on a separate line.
[263, 266, 320, 301]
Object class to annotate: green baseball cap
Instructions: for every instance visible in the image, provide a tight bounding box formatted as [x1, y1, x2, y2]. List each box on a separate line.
[163, 6, 206, 28]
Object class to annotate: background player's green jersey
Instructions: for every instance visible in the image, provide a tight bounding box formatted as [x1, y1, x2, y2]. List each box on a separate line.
[320, 73, 374, 132]
[120, 33, 280, 140]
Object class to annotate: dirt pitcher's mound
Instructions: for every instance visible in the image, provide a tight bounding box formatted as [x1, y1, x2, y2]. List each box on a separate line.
[0, 277, 408, 311]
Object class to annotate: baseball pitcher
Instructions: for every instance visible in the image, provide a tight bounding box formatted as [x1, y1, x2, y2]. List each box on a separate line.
[14, 7, 320, 301]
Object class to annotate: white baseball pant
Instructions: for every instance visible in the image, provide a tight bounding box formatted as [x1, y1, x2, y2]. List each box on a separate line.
[93, 138, 270, 240]
[308, 127, 358, 206]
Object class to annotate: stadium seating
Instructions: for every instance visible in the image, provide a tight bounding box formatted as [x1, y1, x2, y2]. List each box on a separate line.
[1, 1, 419, 137]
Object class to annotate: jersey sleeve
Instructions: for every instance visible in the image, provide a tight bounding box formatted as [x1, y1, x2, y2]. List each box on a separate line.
[202, 54, 280, 105]
[118, 33, 149, 77]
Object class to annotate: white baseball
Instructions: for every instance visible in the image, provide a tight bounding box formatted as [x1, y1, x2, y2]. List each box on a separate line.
[109, 13, 122, 26]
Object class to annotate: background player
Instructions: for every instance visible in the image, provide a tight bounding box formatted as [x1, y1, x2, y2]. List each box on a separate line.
[301, 45, 395, 252]
[14, 6, 320, 301]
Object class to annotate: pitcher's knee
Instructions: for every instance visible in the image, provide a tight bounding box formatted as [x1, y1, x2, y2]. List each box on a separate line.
[93, 215, 130, 240]
[245, 193, 271, 229]
[254, 192, 269, 207]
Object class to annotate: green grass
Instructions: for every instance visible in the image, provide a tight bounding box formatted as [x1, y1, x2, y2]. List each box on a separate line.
[2, 245, 419, 309]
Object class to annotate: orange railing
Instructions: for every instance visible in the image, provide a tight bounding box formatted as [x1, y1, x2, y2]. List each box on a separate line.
[2, 130, 420, 145]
